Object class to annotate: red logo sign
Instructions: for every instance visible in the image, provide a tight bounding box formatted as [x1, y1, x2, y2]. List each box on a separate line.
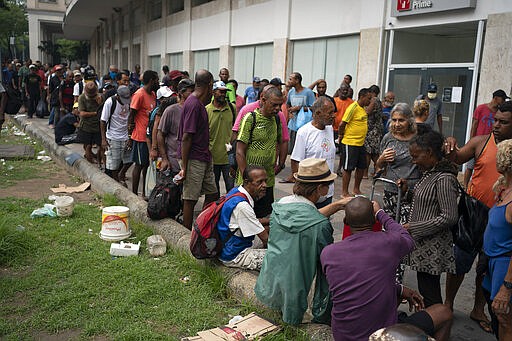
[397, 0, 411, 11]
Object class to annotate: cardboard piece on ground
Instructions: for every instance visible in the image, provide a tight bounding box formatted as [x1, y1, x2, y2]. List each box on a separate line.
[181, 313, 279, 341]
[50, 182, 91, 193]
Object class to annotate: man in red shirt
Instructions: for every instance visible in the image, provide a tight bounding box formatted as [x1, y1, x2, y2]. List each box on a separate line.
[464, 89, 510, 187]
[128, 70, 159, 198]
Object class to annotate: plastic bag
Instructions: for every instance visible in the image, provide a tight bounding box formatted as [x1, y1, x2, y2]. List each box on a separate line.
[36, 99, 49, 118]
[295, 107, 312, 130]
[145, 161, 157, 196]
[30, 204, 57, 218]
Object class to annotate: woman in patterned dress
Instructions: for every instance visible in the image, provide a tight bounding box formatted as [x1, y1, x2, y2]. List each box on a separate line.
[403, 129, 459, 307]
[364, 85, 384, 178]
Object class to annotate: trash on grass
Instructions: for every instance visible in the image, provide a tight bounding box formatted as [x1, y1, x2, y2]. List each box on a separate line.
[16, 225, 25, 231]
[38, 150, 46, 155]
[109, 241, 141, 257]
[147, 235, 167, 257]
[182, 312, 279, 341]
[228, 316, 244, 325]
[48, 195, 75, 217]
[179, 276, 190, 284]
[13, 131, 26, 136]
[37, 155, 52, 162]
[50, 182, 90, 193]
[30, 204, 57, 218]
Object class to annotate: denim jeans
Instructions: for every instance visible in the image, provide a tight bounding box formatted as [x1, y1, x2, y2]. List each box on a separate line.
[213, 164, 234, 195]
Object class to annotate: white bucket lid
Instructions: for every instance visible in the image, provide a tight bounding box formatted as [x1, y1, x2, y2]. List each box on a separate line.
[103, 206, 129, 213]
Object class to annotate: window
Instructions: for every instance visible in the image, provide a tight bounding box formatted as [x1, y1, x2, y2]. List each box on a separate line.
[167, 53, 183, 71]
[149, 55, 161, 73]
[122, 14, 130, 32]
[233, 44, 273, 95]
[113, 49, 119, 67]
[192, 0, 213, 6]
[148, 0, 162, 21]
[39, 0, 57, 3]
[168, 0, 184, 14]
[132, 44, 141, 69]
[291, 35, 359, 96]
[121, 48, 128, 69]
[193, 49, 219, 75]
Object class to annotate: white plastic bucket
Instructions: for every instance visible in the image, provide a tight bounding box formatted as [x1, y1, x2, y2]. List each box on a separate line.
[100, 206, 131, 241]
[54, 196, 74, 217]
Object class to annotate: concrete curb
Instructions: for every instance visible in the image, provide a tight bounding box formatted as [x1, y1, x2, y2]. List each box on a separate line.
[9, 114, 333, 340]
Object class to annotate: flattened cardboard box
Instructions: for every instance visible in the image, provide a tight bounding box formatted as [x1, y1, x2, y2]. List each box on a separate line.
[182, 313, 279, 341]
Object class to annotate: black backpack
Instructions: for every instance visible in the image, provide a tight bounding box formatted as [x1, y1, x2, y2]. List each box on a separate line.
[147, 171, 182, 220]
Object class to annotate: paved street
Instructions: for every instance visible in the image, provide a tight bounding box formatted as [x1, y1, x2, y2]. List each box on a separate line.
[15, 113, 496, 340]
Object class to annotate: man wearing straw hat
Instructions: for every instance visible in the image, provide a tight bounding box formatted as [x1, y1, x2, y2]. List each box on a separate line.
[255, 158, 352, 325]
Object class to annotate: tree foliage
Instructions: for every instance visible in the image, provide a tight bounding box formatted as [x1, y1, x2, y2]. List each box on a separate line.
[56, 39, 89, 65]
[0, 0, 28, 58]
[38, 39, 90, 65]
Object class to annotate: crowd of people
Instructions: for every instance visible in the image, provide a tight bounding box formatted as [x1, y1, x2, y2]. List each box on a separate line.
[3, 57, 512, 340]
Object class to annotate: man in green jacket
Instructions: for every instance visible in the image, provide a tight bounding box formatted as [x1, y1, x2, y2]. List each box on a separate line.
[254, 158, 351, 325]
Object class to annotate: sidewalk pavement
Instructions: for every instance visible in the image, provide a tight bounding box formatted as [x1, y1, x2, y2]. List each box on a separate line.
[10, 113, 495, 340]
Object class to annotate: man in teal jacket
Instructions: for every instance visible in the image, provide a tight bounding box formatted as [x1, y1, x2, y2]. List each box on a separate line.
[254, 158, 351, 325]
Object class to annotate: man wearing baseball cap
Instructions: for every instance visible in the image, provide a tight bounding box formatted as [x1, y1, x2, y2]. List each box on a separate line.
[100, 85, 133, 184]
[417, 83, 443, 133]
[48, 64, 64, 127]
[206, 81, 236, 194]
[244, 76, 261, 104]
[158, 78, 195, 173]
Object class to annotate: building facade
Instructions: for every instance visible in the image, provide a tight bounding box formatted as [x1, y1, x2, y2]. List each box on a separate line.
[63, 0, 512, 144]
[27, 0, 67, 62]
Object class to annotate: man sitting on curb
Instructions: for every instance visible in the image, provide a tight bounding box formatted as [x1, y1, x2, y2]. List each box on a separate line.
[320, 197, 453, 341]
[217, 165, 269, 271]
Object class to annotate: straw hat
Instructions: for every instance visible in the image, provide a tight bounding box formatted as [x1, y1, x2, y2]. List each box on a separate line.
[293, 158, 337, 183]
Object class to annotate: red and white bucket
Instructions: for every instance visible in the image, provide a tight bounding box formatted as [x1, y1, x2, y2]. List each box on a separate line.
[100, 206, 131, 241]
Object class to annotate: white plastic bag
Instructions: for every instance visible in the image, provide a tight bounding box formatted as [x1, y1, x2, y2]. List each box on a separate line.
[145, 161, 157, 196]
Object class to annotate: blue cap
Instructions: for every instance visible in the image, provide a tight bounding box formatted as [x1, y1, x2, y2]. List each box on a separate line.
[253, 77, 261, 83]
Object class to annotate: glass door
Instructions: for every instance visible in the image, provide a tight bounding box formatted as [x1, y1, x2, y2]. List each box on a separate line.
[388, 67, 473, 144]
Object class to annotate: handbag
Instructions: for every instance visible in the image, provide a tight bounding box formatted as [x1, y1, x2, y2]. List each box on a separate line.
[451, 184, 489, 255]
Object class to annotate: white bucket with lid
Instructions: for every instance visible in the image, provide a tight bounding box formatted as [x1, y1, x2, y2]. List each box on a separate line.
[100, 206, 131, 241]
[54, 196, 74, 217]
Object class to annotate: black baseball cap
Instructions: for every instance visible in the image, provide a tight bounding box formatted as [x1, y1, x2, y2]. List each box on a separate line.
[270, 77, 285, 86]
[427, 83, 437, 93]
[493, 89, 510, 100]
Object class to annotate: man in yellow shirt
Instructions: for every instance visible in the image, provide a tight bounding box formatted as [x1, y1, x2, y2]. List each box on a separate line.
[339, 88, 372, 197]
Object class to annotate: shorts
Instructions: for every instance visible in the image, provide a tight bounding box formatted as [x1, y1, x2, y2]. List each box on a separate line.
[483, 255, 512, 300]
[105, 139, 132, 170]
[397, 310, 435, 337]
[466, 158, 475, 170]
[181, 159, 218, 201]
[221, 248, 266, 271]
[78, 129, 102, 146]
[341, 144, 367, 171]
[131, 140, 149, 166]
[254, 186, 274, 218]
[454, 245, 487, 275]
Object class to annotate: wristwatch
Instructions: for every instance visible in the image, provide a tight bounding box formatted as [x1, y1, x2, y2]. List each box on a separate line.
[504, 280, 512, 289]
[279, 163, 286, 170]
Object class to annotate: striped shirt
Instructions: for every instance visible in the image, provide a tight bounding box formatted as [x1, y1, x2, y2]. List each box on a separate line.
[406, 161, 459, 275]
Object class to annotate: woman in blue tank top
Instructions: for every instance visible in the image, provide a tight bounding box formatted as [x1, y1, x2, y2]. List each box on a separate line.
[483, 139, 512, 339]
